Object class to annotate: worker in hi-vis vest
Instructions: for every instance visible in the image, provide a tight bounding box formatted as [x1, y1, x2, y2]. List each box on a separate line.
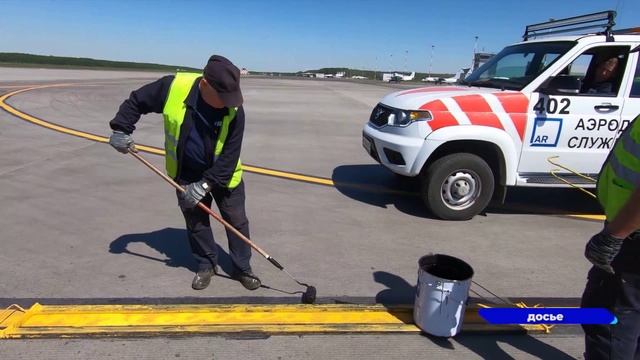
[582, 114, 640, 359]
[108, 55, 260, 291]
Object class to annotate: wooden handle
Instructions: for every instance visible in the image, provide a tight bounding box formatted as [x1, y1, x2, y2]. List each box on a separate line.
[128, 150, 271, 259]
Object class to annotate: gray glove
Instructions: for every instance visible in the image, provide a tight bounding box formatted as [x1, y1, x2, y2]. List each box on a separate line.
[585, 230, 625, 274]
[179, 180, 211, 209]
[109, 130, 135, 154]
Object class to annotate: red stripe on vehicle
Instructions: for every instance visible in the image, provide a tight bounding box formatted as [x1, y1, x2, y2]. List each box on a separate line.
[493, 92, 529, 140]
[453, 95, 503, 129]
[419, 100, 458, 130]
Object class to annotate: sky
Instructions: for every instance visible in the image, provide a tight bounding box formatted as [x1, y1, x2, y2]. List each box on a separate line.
[1, 0, 639, 74]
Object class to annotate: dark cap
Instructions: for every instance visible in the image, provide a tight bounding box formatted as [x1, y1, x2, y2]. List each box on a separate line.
[203, 55, 243, 107]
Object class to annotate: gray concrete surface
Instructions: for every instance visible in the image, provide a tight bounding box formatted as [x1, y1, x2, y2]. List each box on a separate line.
[0, 334, 585, 360]
[0, 68, 601, 358]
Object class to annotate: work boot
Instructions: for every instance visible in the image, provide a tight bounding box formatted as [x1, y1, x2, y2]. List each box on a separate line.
[233, 271, 261, 290]
[192, 267, 216, 290]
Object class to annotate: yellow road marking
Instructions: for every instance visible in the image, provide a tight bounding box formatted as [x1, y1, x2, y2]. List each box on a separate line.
[243, 165, 334, 186]
[0, 303, 548, 338]
[0, 84, 334, 184]
[0, 83, 603, 217]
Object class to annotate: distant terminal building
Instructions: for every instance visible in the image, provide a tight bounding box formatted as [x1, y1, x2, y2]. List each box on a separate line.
[470, 52, 494, 73]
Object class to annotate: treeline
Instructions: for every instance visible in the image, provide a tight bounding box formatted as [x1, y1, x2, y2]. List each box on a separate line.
[0, 53, 200, 72]
[0, 53, 453, 80]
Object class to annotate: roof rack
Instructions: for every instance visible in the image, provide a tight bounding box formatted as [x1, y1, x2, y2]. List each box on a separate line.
[523, 10, 616, 41]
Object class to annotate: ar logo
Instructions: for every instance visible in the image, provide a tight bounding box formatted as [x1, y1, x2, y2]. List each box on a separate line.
[530, 117, 563, 147]
[532, 135, 550, 144]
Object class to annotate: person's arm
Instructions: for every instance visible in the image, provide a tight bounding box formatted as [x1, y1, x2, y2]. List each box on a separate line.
[606, 187, 640, 238]
[202, 106, 245, 188]
[109, 75, 174, 134]
[584, 186, 640, 273]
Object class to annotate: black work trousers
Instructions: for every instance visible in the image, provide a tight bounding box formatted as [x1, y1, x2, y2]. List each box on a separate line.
[581, 265, 640, 359]
[177, 180, 252, 273]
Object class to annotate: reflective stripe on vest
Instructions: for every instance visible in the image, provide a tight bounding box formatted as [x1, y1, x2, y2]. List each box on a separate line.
[162, 72, 243, 189]
[597, 115, 640, 220]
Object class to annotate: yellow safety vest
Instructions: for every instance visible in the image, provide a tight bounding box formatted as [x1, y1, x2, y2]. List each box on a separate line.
[597, 114, 640, 220]
[162, 72, 243, 189]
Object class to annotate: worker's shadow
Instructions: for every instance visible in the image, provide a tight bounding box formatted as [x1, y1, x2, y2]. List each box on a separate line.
[332, 164, 434, 219]
[374, 271, 575, 360]
[109, 227, 235, 275]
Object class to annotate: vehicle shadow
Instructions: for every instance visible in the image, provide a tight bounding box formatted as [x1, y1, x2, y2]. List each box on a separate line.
[332, 164, 602, 218]
[108, 227, 235, 275]
[331, 164, 435, 219]
[373, 270, 577, 359]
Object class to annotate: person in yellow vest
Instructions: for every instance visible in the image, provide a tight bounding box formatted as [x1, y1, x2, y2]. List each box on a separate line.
[582, 116, 640, 359]
[108, 55, 260, 291]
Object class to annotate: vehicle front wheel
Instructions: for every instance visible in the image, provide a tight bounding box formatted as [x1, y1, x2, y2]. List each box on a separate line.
[421, 153, 494, 220]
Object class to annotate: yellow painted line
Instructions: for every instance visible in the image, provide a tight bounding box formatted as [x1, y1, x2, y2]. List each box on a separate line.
[243, 164, 334, 186]
[0, 83, 602, 216]
[0, 84, 336, 185]
[0, 303, 548, 338]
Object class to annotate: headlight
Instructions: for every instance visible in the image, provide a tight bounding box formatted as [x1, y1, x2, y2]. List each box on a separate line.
[391, 110, 432, 126]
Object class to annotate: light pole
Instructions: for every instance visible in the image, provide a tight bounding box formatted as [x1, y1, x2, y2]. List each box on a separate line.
[374, 56, 378, 81]
[473, 36, 479, 71]
[405, 49, 408, 73]
[429, 45, 434, 78]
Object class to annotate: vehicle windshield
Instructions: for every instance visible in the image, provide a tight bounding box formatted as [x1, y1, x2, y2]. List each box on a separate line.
[462, 41, 575, 91]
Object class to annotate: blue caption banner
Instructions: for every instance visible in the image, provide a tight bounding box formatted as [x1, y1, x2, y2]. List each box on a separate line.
[478, 308, 617, 325]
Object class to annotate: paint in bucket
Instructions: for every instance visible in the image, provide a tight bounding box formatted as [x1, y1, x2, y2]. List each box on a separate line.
[413, 254, 474, 337]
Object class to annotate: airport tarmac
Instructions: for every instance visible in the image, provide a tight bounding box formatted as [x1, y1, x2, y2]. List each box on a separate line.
[0, 68, 598, 358]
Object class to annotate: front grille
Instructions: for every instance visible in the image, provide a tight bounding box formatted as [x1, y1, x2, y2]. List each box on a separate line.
[369, 104, 394, 127]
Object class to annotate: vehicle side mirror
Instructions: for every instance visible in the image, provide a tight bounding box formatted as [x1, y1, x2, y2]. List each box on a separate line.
[537, 76, 582, 95]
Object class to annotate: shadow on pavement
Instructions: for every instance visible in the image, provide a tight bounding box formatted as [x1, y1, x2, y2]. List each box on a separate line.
[332, 165, 434, 219]
[109, 229, 310, 297]
[432, 333, 578, 360]
[332, 164, 602, 218]
[374, 270, 416, 305]
[374, 270, 577, 359]
[108, 227, 235, 275]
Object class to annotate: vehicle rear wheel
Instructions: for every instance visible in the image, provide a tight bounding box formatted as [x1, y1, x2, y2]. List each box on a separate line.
[421, 153, 494, 220]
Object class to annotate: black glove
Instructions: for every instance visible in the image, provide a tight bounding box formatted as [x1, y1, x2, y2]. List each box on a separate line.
[179, 180, 211, 209]
[109, 131, 136, 153]
[584, 230, 625, 274]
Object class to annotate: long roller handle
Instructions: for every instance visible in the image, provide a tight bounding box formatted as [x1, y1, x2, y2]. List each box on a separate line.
[128, 150, 275, 260]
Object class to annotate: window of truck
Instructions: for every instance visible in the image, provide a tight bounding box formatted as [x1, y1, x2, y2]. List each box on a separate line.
[560, 46, 630, 96]
[631, 55, 640, 97]
[463, 41, 575, 90]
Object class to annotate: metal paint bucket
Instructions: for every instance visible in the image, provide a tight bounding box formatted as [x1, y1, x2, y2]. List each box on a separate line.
[413, 254, 474, 337]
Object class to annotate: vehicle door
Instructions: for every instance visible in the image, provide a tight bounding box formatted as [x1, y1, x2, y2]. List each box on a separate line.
[518, 44, 633, 180]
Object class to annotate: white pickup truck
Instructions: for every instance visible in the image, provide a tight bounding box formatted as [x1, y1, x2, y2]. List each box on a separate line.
[362, 11, 640, 220]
